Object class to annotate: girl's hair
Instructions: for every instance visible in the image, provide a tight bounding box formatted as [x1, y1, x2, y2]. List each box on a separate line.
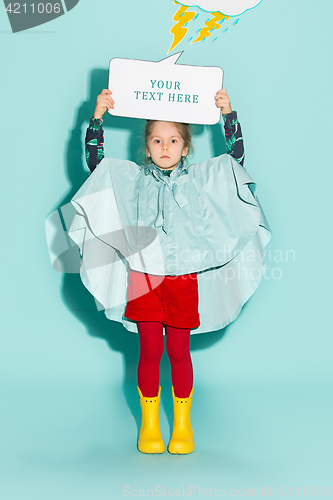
[143, 120, 194, 165]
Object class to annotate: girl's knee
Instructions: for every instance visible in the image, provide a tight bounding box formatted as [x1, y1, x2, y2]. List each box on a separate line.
[140, 343, 164, 363]
[166, 342, 190, 364]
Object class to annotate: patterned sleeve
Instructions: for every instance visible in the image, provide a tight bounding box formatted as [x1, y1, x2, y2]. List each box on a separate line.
[85, 117, 105, 172]
[223, 111, 245, 166]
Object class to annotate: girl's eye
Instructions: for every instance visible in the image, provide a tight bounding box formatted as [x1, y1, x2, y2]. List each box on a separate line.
[154, 140, 161, 144]
[171, 139, 177, 143]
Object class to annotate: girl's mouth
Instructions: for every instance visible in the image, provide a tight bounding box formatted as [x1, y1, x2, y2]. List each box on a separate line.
[160, 155, 170, 159]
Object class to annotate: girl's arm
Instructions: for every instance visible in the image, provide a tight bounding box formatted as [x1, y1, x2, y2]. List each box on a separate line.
[85, 117, 105, 173]
[85, 89, 114, 173]
[215, 89, 245, 166]
[223, 111, 245, 166]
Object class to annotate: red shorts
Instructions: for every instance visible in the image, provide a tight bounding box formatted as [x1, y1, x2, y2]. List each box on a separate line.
[124, 269, 200, 329]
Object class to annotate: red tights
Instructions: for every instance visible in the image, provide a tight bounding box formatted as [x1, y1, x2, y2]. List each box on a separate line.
[137, 321, 193, 398]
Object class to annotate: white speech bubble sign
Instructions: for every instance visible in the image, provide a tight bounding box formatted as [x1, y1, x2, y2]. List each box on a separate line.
[180, 0, 262, 16]
[108, 52, 223, 125]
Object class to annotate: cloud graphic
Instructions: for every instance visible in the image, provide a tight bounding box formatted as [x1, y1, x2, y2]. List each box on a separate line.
[179, 0, 261, 16]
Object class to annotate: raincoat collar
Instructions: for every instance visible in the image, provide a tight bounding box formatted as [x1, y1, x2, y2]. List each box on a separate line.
[141, 161, 188, 180]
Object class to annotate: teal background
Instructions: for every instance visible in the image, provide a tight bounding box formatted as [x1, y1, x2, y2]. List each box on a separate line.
[1, 0, 332, 498]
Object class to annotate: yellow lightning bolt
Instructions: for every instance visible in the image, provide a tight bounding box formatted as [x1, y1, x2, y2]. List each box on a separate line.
[168, 1, 196, 53]
[191, 11, 229, 43]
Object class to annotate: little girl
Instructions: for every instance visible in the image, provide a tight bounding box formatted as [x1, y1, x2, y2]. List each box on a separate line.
[69, 88, 271, 455]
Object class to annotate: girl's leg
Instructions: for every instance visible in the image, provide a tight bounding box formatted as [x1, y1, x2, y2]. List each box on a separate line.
[137, 321, 164, 397]
[137, 321, 165, 454]
[166, 325, 195, 454]
[165, 325, 193, 398]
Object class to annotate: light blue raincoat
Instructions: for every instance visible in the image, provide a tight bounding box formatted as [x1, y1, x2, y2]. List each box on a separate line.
[68, 154, 272, 334]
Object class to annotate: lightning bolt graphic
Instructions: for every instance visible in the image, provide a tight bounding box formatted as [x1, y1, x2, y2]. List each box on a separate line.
[168, 1, 196, 53]
[191, 12, 229, 43]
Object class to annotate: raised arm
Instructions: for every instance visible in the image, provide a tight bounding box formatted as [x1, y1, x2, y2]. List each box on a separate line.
[215, 89, 245, 166]
[85, 118, 105, 173]
[223, 111, 245, 166]
[85, 89, 114, 173]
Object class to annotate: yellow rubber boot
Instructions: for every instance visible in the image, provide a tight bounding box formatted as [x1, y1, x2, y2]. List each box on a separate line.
[168, 387, 195, 454]
[137, 386, 165, 454]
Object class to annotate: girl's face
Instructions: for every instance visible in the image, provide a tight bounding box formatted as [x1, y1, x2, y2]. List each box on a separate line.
[146, 121, 188, 170]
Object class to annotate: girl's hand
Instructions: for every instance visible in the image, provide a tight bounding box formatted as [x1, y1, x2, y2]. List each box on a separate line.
[93, 89, 114, 119]
[215, 89, 232, 115]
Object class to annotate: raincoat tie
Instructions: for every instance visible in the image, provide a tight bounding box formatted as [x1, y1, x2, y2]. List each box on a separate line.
[153, 174, 189, 234]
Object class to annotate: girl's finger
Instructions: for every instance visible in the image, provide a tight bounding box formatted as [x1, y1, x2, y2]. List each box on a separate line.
[215, 94, 227, 100]
[215, 89, 227, 96]
[98, 97, 113, 108]
[98, 96, 113, 103]
[215, 100, 230, 109]
[215, 97, 228, 105]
